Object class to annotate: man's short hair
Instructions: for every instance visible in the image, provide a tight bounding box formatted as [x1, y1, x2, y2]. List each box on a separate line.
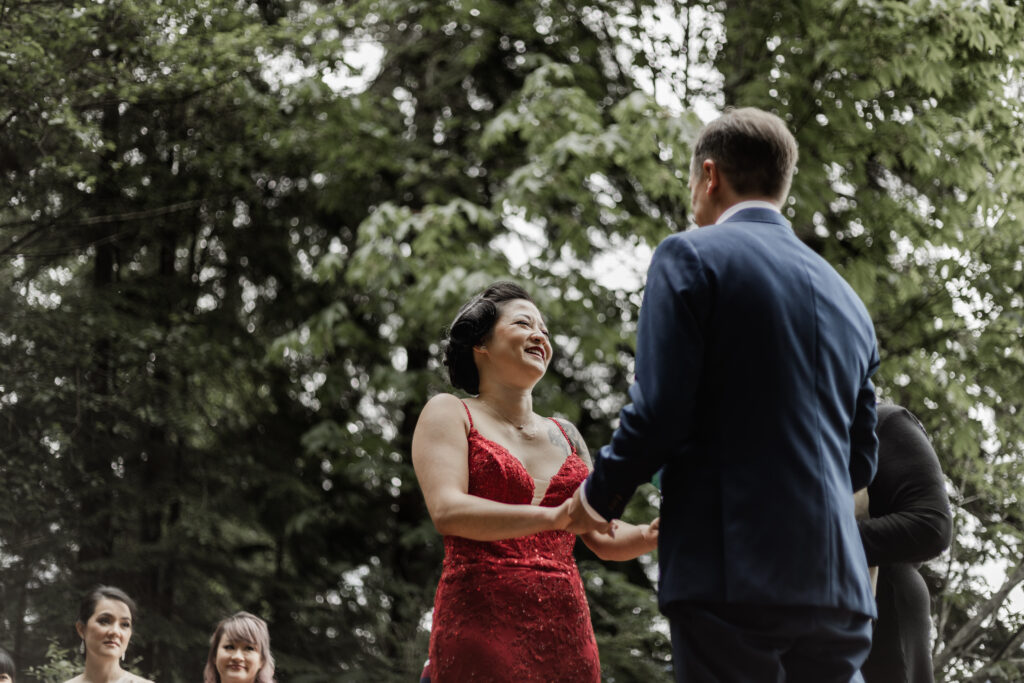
[690, 107, 799, 202]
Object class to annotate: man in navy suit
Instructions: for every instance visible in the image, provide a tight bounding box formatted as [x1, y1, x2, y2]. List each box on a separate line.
[568, 107, 880, 682]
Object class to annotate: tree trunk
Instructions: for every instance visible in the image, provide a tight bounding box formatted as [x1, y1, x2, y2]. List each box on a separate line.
[77, 98, 121, 573]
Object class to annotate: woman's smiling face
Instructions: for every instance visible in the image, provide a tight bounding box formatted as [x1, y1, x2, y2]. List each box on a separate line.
[476, 299, 552, 382]
[215, 634, 263, 683]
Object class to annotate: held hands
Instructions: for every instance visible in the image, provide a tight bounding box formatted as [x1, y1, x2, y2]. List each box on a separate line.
[550, 497, 574, 530]
[559, 492, 657, 560]
[640, 517, 660, 548]
[565, 487, 614, 536]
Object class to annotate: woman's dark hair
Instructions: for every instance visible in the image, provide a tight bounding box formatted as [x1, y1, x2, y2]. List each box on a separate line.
[77, 585, 137, 625]
[0, 647, 14, 676]
[442, 281, 534, 394]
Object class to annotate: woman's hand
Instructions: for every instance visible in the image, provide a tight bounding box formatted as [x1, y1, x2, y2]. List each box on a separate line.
[579, 516, 659, 561]
[549, 498, 574, 530]
[640, 517, 660, 548]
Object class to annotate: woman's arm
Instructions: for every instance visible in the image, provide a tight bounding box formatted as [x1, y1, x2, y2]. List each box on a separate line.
[582, 518, 659, 561]
[858, 406, 953, 566]
[555, 418, 660, 561]
[412, 393, 570, 541]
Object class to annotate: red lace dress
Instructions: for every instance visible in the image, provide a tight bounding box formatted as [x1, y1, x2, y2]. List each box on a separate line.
[423, 403, 601, 682]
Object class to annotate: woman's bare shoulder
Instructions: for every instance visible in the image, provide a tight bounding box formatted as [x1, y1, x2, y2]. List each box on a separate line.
[420, 392, 470, 421]
[424, 391, 465, 409]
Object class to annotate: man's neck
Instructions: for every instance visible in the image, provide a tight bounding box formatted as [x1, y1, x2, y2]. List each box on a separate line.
[715, 199, 781, 225]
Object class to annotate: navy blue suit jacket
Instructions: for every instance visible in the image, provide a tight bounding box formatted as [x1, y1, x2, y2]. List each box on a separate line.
[585, 207, 880, 618]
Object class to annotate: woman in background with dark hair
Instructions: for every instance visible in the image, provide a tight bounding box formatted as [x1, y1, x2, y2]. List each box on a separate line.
[413, 281, 659, 682]
[63, 585, 153, 683]
[0, 647, 15, 683]
[859, 404, 953, 683]
[203, 612, 275, 683]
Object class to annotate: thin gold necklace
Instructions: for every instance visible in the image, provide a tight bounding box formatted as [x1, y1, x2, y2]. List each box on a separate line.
[480, 399, 537, 439]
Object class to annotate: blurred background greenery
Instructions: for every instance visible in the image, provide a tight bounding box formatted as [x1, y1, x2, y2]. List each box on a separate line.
[2, 0, 1022, 680]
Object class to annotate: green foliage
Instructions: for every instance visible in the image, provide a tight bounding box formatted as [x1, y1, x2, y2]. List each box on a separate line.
[581, 560, 672, 682]
[24, 643, 78, 683]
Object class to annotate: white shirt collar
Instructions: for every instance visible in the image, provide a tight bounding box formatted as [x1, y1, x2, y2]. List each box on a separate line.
[716, 200, 781, 225]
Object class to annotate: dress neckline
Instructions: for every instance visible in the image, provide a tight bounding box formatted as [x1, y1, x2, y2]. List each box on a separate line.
[468, 426, 578, 504]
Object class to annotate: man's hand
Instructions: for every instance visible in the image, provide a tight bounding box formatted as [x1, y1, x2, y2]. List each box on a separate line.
[566, 486, 614, 536]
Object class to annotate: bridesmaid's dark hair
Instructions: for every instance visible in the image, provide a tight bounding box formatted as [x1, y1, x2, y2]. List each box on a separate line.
[78, 585, 137, 625]
[0, 646, 14, 677]
[443, 281, 534, 394]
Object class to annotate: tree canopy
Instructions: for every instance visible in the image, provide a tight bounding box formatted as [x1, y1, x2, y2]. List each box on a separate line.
[1, 0, 1022, 681]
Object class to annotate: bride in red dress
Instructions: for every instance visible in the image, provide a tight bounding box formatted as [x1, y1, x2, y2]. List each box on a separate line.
[412, 282, 659, 682]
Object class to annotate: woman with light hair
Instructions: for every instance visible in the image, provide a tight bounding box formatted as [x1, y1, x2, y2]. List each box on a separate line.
[203, 612, 276, 683]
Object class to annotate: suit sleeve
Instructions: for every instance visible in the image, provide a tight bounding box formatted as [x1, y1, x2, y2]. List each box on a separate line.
[584, 235, 710, 520]
[848, 344, 880, 492]
[858, 407, 953, 566]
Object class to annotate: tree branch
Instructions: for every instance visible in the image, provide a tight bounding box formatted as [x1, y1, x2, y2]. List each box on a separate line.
[966, 621, 1024, 682]
[0, 198, 211, 258]
[934, 556, 1024, 673]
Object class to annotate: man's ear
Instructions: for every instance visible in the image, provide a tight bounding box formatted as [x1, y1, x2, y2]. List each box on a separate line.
[703, 159, 721, 194]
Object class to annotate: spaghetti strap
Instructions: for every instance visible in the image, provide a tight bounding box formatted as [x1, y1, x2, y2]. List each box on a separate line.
[548, 418, 577, 456]
[459, 399, 474, 429]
